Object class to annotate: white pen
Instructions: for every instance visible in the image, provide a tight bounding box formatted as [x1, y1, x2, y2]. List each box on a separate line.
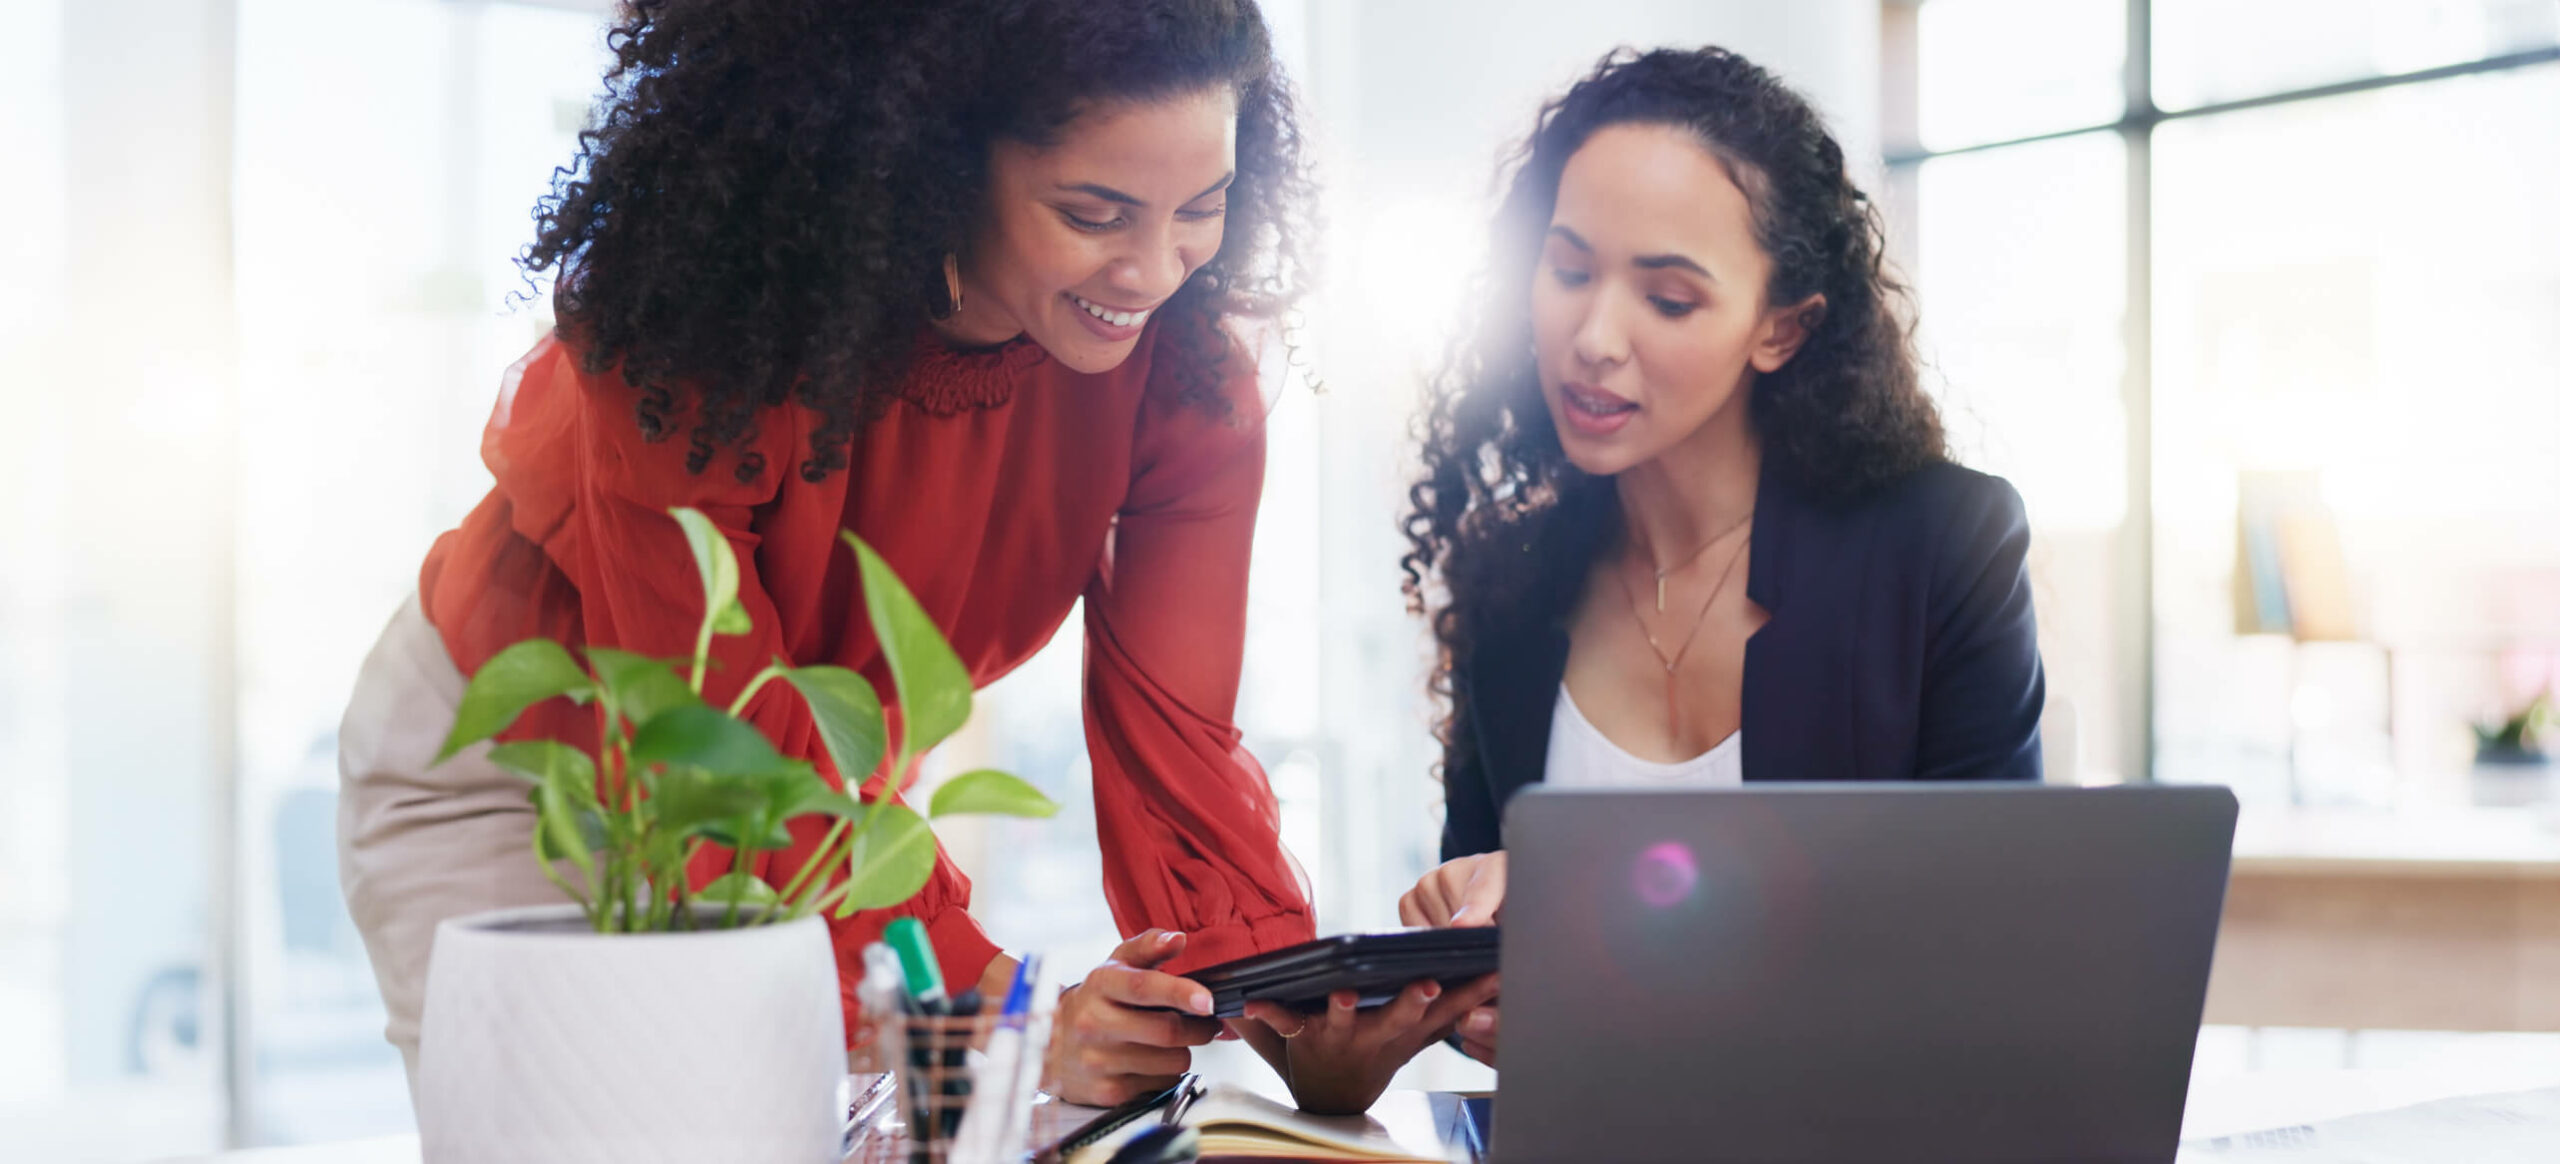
[1000, 956, 1059, 1161]
[950, 953, 1040, 1164]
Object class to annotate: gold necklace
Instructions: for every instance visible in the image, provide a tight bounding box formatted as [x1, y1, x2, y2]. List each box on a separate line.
[1635, 510, 1753, 612]
[1615, 531, 1751, 743]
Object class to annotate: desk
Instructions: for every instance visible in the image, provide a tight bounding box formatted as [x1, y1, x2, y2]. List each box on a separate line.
[2204, 805, 2560, 1031]
[154, 1065, 2560, 1163]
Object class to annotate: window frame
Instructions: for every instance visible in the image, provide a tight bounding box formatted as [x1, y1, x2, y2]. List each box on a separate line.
[1884, 0, 2560, 784]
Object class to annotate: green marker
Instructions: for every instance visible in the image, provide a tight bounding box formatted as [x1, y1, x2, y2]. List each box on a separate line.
[883, 917, 948, 1014]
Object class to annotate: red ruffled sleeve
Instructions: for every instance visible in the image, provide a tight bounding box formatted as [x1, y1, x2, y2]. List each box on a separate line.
[1083, 330, 1316, 971]
[425, 336, 1000, 1019]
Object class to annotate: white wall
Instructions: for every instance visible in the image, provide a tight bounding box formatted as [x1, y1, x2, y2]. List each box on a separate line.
[58, 0, 241, 1090]
[0, 0, 243, 1156]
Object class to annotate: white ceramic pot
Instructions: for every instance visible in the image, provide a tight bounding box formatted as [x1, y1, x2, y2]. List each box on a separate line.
[416, 904, 845, 1164]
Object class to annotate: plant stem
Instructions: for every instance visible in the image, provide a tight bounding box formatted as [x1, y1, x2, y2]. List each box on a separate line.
[805, 873, 861, 919]
[594, 855, 618, 933]
[690, 618, 715, 696]
[728, 663, 787, 718]
[531, 823, 594, 922]
[623, 856, 644, 933]
[776, 817, 852, 916]
[803, 768, 898, 919]
[722, 832, 754, 929]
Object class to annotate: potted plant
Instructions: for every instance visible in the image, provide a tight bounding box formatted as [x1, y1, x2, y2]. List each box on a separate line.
[2474, 691, 2554, 767]
[413, 507, 1055, 1164]
[2470, 691, 2554, 809]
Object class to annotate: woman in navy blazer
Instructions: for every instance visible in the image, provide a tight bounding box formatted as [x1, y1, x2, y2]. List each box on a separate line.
[1237, 48, 2045, 1108]
[1438, 454, 2045, 858]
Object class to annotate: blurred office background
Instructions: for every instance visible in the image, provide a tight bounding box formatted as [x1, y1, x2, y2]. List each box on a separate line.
[1, 0, 2555, 1156]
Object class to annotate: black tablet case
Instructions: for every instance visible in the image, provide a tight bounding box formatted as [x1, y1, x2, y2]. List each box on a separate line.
[1183, 928, 1501, 1018]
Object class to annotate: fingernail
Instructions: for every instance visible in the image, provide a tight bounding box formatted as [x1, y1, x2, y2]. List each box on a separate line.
[1190, 992, 1214, 1015]
[1466, 1012, 1493, 1035]
[1161, 931, 1184, 945]
[1422, 983, 1442, 1001]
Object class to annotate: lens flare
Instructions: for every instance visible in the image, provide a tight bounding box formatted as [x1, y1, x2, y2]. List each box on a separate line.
[1631, 841, 1699, 908]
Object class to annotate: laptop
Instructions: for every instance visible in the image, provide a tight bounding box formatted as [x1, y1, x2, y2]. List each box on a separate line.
[1493, 783, 2237, 1164]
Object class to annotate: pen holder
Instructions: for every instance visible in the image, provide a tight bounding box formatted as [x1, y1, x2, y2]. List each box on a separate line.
[848, 1011, 890, 1074]
[877, 1009, 1001, 1163]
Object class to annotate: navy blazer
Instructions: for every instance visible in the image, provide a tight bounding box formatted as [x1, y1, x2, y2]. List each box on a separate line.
[1441, 459, 2046, 861]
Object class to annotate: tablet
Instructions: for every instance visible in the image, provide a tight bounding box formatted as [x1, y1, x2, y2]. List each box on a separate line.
[1183, 928, 1500, 1019]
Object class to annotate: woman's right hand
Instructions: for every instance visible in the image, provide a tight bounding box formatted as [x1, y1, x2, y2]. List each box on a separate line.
[1398, 851, 1506, 1063]
[1047, 929, 1224, 1107]
[1399, 850, 1506, 929]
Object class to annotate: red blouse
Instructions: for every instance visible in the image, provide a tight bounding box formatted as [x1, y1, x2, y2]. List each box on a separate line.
[418, 319, 1315, 1022]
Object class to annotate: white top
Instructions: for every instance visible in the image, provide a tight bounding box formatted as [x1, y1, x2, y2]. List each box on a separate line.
[1544, 682, 1743, 788]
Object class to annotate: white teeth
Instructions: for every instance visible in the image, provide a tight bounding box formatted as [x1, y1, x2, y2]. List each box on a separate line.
[1071, 293, 1149, 329]
[1569, 388, 1632, 413]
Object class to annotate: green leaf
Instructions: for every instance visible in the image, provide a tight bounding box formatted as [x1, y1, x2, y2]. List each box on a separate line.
[710, 762, 850, 851]
[650, 768, 767, 842]
[766, 760, 853, 821]
[510, 740, 601, 883]
[702, 872, 780, 908]
[672, 507, 749, 639]
[782, 665, 888, 785]
[929, 769, 1059, 820]
[834, 804, 937, 915]
[699, 818, 795, 851]
[485, 740, 598, 797]
[586, 648, 703, 726]
[774, 775, 865, 826]
[536, 779, 598, 874]
[627, 705, 789, 777]
[436, 639, 595, 763]
[842, 532, 972, 757]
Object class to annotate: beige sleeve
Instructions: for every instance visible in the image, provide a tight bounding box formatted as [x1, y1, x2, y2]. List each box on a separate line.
[335, 592, 571, 1094]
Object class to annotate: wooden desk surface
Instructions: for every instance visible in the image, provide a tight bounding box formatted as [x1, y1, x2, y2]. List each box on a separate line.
[2207, 804, 2560, 1031]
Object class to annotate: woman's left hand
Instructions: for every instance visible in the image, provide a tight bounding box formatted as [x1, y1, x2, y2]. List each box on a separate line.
[1236, 973, 1502, 1115]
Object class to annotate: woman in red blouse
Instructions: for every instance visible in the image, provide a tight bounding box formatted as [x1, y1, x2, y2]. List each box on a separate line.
[338, 0, 1322, 1106]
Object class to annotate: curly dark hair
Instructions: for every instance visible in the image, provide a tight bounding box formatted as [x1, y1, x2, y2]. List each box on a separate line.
[521, 0, 1314, 482]
[1399, 46, 1947, 779]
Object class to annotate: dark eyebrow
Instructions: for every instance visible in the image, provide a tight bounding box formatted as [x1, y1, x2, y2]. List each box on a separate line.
[1547, 225, 1717, 283]
[1189, 171, 1236, 202]
[1634, 252, 1717, 283]
[1060, 183, 1145, 207]
[1057, 171, 1236, 209]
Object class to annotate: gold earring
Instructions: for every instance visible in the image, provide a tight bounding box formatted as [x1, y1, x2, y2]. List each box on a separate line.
[942, 253, 965, 317]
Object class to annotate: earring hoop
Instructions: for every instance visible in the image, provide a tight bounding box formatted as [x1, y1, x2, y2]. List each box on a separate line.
[941, 252, 965, 318]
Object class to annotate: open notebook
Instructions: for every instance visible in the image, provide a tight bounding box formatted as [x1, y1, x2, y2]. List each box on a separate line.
[1068, 1085, 1458, 1163]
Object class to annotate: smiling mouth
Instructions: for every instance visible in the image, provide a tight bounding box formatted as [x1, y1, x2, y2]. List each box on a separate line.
[1562, 383, 1636, 416]
[1067, 291, 1153, 329]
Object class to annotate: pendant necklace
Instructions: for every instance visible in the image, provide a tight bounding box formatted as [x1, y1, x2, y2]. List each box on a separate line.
[1639, 511, 1753, 613]
[1615, 530, 1752, 742]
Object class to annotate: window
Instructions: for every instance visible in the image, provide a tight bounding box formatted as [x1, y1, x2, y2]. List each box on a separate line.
[2153, 0, 2560, 110]
[1917, 0, 2126, 150]
[1912, 132, 2130, 781]
[1894, 0, 2560, 799]
[2152, 63, 2560, 804]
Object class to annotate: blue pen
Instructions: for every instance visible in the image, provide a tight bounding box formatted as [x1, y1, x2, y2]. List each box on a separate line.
[999, 953, 1037, 1022]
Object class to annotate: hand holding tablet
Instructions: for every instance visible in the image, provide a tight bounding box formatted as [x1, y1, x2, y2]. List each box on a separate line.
[1180, 927, 1500, 1019]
